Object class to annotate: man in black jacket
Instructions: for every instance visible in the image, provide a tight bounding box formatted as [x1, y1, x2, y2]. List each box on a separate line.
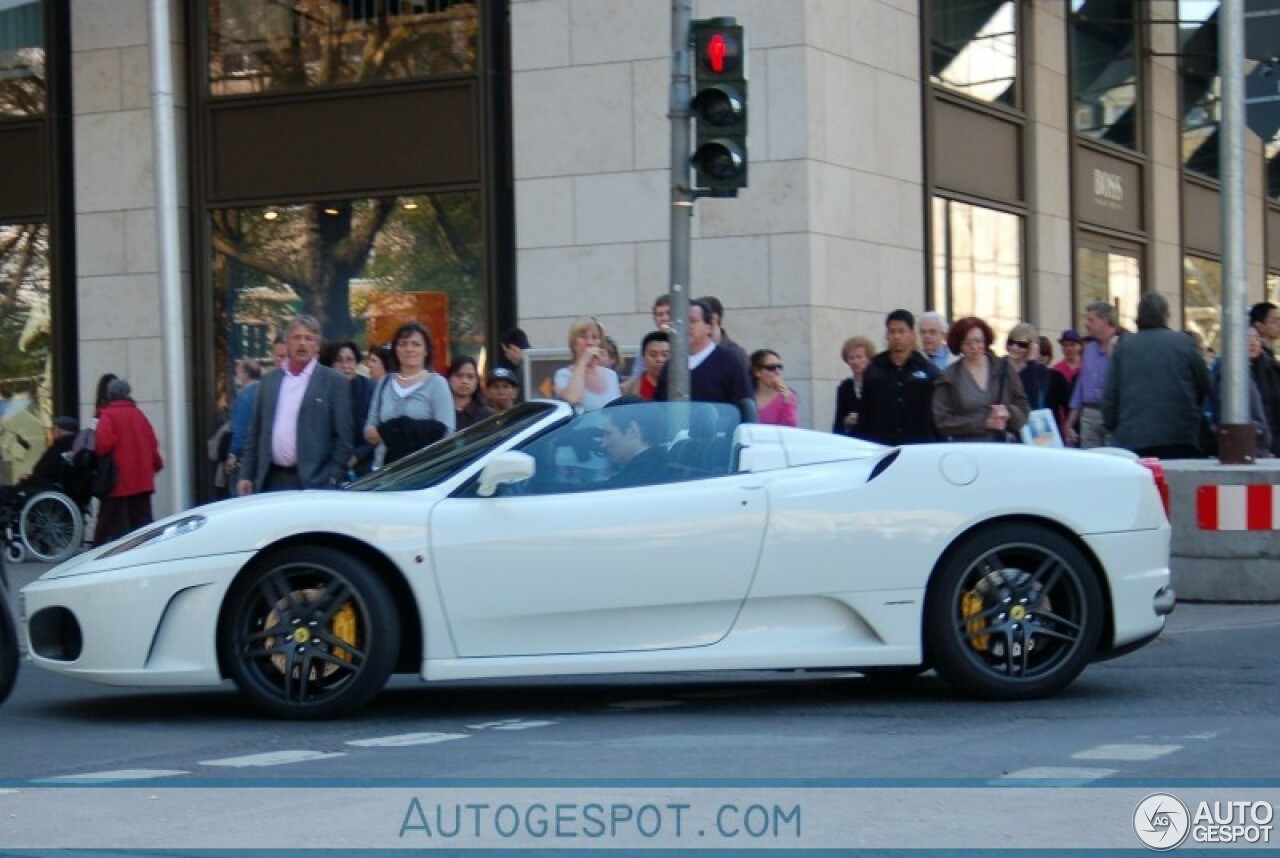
[860, 309, 941, 445]
[1250, 302, 1280, 456]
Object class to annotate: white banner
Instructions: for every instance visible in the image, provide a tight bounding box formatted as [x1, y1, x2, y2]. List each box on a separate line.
[0, 784, 1276, 850]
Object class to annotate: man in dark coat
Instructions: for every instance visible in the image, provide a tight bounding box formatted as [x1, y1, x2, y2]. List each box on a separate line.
[859, 309, 941, 445]
[654, 300, 750, 409]
[1249, 302, 1280, 456]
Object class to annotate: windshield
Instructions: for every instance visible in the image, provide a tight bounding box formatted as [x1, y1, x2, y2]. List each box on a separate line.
[346, 402, 559, 492]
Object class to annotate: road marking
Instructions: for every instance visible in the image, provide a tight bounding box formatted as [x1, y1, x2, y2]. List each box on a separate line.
[996, 767, 1119, 782]
[1137, 731, 1218, 741]
[347, 733, 469, 747]
[199, 750, 346, 768]
[40, 770, 188, 782]
[608, 700, 685, 710]
[492, 720, 557, 730]
[1070, 744, 1182, 761]
[467, 719, 558, 730]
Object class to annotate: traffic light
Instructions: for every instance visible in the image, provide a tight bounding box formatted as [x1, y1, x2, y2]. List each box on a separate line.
[690, 18, 747, 194]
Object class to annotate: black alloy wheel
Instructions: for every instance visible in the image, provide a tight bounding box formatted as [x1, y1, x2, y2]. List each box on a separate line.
[925, 524, 1103, 700]
[221, 546, 399, 719]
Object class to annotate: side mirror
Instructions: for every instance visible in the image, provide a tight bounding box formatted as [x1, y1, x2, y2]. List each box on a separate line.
[476, 451, 536, 497]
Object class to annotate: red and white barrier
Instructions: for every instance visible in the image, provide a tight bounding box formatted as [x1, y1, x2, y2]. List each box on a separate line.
[1196, 484, 1280, 530]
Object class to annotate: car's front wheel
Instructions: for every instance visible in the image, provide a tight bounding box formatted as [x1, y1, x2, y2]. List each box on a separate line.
[925, 524, 1103, 700]
[220, 546, 400, 719]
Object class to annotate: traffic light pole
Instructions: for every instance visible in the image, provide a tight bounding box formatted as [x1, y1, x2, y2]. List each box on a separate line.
[667, 0, 693, 402]
[1218, 0, 1254, 463]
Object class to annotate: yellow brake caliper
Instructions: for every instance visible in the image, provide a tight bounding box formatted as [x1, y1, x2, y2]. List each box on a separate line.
[962, 589, 989, 652]
[331, 602, 357, 662]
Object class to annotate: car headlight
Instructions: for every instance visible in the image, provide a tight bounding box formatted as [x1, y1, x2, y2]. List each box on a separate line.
[100, 515, 207, 559]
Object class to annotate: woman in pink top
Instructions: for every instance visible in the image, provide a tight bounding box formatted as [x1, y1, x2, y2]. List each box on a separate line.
[751, 349, 798, 427]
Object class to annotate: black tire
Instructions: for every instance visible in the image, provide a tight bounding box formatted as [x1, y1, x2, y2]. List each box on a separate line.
[220, 546, 399, 719]
[0, 584, 18, 707]
[925, 524, 1103, 700]
[19, 491, 84, 564]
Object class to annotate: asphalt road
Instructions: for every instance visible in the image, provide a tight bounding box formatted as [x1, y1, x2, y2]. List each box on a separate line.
[3, 558, 1280, 853]
[2, 559, 1279, 784]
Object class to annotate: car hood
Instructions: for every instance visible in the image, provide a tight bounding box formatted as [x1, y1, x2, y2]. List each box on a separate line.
[35, 489, 446, 580]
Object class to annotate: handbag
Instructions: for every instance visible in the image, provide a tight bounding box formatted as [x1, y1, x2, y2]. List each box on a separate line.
[92, 452, 118, 499]
[990, 359, 1012, 442]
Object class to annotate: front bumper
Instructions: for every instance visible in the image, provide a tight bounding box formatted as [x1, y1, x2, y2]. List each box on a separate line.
[21, 552, 253, 686]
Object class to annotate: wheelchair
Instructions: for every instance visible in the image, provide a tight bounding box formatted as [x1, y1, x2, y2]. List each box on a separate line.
[0, 482, 87, 565]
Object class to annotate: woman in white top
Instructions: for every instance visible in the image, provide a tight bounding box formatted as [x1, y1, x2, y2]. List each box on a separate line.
[554, 317, 621, 411]
[364, 321, 455, 465]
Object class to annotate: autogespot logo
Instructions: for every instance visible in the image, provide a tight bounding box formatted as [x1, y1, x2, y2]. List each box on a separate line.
[1134, 793, 1190, 851]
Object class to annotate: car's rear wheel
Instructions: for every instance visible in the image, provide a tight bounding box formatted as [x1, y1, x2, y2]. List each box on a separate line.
[0, 583, 18, 706]
[221, 546, 399, 719]
[925, 524, 1103, 700]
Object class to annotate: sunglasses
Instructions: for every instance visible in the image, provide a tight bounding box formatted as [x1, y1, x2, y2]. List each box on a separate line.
[1007, 340, 1031, 349]
[760, 364, 784, 372]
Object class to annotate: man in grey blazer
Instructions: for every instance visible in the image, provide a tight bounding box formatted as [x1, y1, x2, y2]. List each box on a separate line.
[237, 315, 352, 494]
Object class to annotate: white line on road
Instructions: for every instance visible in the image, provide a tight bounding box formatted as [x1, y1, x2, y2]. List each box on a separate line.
[199, 750, 346, 768]
[40, 770, 189, 782]
[347, 733, 470, 747]
[467, 719, 558, 730]
[996, 767, 1119, 782]
[1070, 744, 1183, 761]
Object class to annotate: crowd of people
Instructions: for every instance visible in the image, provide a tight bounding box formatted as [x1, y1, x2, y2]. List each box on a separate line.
[196, 291, 1274, 514]
[211, 315, 531, 500]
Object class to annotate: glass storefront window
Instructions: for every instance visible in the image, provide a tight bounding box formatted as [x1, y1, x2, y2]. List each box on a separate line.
[0, 221, 53, 483]
[1076, 244, 1140, 332]
[1070, 0, 1139, 150]
[1267, 271, 1279, 305]
[208, 0, 479, 96]
[931, 197, 1024, 345]
[1184, 254, 1222, 349]
[1180, 1, 1220, 179]
[929, 0, 1019, 108]
[210, 193, 486, 410]
[0, 0, 44, 117]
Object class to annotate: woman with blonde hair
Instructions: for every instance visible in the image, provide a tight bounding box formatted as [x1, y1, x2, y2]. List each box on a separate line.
[833, 335, 874, 436]
[554, 317, 621, 411]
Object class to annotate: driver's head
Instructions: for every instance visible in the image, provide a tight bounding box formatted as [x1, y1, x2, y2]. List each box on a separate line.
[601, 398, 662, 465]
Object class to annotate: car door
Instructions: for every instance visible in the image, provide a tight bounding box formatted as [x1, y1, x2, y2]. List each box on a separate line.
[429, 405, 767, 657]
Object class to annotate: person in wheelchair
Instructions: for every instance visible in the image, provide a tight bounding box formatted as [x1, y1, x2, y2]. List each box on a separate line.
[0, 416, 86, 507]
[0, 416, 91, 564]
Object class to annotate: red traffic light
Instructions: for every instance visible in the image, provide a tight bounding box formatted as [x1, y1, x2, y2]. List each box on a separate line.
[707, 34, 728, 73]
[700, 31, 741, 74]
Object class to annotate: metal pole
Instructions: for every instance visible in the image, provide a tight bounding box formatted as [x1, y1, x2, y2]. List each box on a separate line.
[1218, 0, 1254, 463]
[149, 0, 194, 505]
[668, 0, 693, 402]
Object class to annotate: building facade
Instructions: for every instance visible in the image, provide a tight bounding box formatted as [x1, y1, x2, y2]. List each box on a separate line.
[0, 0, 1275, 514]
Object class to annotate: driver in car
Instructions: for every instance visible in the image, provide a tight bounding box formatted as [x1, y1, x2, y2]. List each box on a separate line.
[599, 398, 675, 489]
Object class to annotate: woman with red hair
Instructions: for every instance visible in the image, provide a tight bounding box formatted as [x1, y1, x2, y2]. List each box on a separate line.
[933, 316, 1029, 442]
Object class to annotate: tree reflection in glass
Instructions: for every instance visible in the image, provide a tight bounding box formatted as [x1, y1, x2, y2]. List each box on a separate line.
[207, 0, 479, 96]
[211, 193, 486, 412]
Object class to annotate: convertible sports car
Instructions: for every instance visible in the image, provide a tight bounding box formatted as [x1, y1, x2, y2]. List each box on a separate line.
[20, 400, 1174, 718]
